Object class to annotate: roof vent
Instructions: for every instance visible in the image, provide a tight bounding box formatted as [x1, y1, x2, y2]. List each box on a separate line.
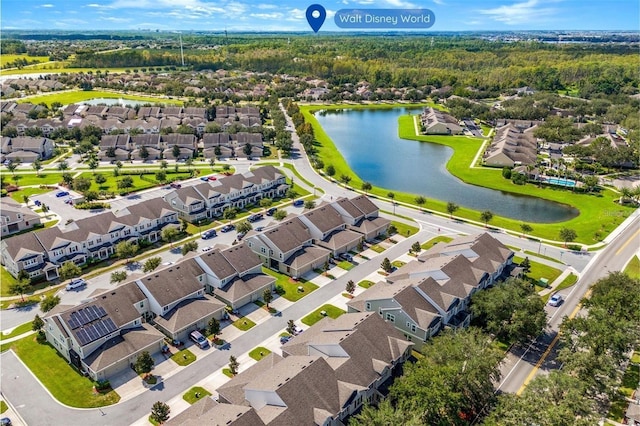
[111, 292, 116, 295]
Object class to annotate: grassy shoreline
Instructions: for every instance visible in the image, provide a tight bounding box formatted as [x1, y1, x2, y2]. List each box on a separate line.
[300, 103, 634, 244]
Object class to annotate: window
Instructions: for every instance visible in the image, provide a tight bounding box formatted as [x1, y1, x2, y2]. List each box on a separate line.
[366, 302, 371, 310]
[411, 324, 417, 332]
[139, 302, 144, 308]
[88, 241, 94, 247]
[163, 306, 168, 312]
[260, 247, 266, 254]
[385, 313, 395, 323]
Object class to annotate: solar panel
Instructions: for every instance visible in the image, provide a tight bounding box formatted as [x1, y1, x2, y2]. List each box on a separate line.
[85, 306, 96, 322]
[68, 318, 80, 330]
[96, 306, 107, 318]
[76, 310, 88, 325]
[94, 321, 107, 336]
[76, 329, 90, 346]
[85, 327, 96, 341]
[103, 318, 117, 333]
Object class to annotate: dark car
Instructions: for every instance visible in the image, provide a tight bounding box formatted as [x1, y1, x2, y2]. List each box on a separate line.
[221, 224, 235, 233]
[0, 417, 11, 426]
[266, 207, 277, 216]
[170, 182, 182, 189]
[280, 335, 291, 344]
[237, 231, 247, 240]
[202, 229, 217, 239]
[247, 214, 263, 223]
[293, 200, 304, 207]
[255, 226, 265, 232]
[200, 177, 209, 182]
[55, 191, 69, 197]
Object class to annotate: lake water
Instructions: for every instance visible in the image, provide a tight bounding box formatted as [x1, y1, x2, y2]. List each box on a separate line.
[78, 98, 161, 107]
[314, 107, 578, 223]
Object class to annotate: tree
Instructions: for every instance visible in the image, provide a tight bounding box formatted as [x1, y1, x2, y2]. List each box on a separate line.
[6, 160, 17, 175]
[110, 270, 127, 284]
[161, 227, 179, 247]
[208, 157, 216, 170]
[361, 182, 372, 194]
[160, 160, 168, 170]
[484, 371, 598, 426]
[303, 200, 316, 209]
[40, 295, 61, 312]
[62, 172, 74, 186]
[380, 257, 393, 273]
[470, 277, 546, 345]
[139, 145, 149, 161]
[339, 174, 352, 186]
[345, 279, 355, 295]
[73, 177, 92, 193]
[259, 197, 273, 211]
[386, 224, 397, 235]
[559, 227, 577, 246]
[223, 207, 237, 221]
[274, 210, 287, 221]
[228, 355, 239, 376]
[390, 328, 502, 425]
[59, 261, 81, 281]
[387, 191, 395, 202]
[115, 241, 139, 262]
[150, 401, 170, 424]
[325, 164, 336, 177]
[155, 170, 166, 183]
[57, 160, 69, 171]
[172, 144, 181, 160]
[143, 257, 162, 273]
[480, 210, 494, 227]
[32, 314, 45, 334]
[181, 241, 198, 255]
[286, 319, 296, 335]
[32, 158, 42, 176]
[415, 195, 426, 211]
[520, 223, 533, 237]
[349, 400, 422, 426]
[411, 241, 421, 254]
[236, 221, 252, 235]
[9, 279, 30, 302]
[117, 176, 134, 190]
[446, 201, 459, 218]
[94, 173, 107, 184]
[243, 142, 253, 157]
[87, 156, 99, 173]
[135, 351, 155, 374]
[208, 317, 221, 339]
[263, 288, 273, 308]
[520, 257, 531, 275]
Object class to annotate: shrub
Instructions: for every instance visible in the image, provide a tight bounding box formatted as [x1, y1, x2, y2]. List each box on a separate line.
[75, 202, 110, 210]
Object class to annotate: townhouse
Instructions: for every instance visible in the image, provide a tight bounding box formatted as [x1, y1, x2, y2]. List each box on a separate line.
[169, 312, 413, 426]
[0, 197, 42, 237]
[421, 107, 463, 135]
[347, 233, 514, 348]
[0, 198, 179, 280]
[246, 195, 390, 278]
[163, 166, 288, 222]
[484, 123, 538, 167]
[0, 136, 55, 162]
[42, 243, 275, 380]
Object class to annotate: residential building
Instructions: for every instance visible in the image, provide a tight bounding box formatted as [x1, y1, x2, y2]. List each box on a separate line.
[421, 107, 463, 135]
[484, 123, 538, 167]
[0, 136, 55, 162]
[0, 197, 42, 237]
[347, 233, 513, 347]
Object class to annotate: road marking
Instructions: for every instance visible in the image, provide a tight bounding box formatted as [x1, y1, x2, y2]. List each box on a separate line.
[516, 290, 590, 395]
[616, 227, 640, 256]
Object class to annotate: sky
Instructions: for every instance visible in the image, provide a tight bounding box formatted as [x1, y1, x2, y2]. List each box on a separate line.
[1, 0, 638, 32]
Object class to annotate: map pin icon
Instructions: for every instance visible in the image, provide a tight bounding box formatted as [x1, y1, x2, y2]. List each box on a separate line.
[306, 4, 327, 33]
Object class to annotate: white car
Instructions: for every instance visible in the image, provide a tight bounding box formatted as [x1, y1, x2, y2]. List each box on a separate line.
[548, 293, 563, 307]
[66, 278, 87, 291]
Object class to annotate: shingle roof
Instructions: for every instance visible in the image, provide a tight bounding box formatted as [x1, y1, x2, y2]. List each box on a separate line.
[215, 274, 275, 305]
[303, 205, 345, 234]
[137, 258, 205, 307]
[154, 296, 224, 333]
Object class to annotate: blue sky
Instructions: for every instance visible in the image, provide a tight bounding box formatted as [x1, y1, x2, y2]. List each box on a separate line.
[1, 0, 638, 31]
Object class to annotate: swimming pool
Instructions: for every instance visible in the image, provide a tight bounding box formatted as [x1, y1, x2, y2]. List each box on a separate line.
[545, 177, 577, 187]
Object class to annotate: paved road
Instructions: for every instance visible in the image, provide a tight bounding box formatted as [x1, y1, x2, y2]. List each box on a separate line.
[0, 229, 427, 426]
[497, 212, 640, 394]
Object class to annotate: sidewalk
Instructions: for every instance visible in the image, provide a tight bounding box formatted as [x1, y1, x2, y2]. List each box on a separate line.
[539, 266, 578, 297]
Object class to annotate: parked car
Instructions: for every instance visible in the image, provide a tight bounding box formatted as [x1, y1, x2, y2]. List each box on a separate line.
[170, 182, 182, 189]
[64, 198, 74, 205]
[340, 253, 354, 262]
[266, 207, 277, 216]
[66, 278, 87, 291]
[207, 176, 217, 181]
[200, 177, 209, 182]
[293, 200, 304, 207]
[201, 246, 214, 253]
[55, 191, 69, 197]
[280, 335, 291, 344]
[202, 229, 217, 239]
[248, 213, 264, 222]
[1, 417, 12, 426]
[221, 224, 235, 233]
[548, 293, 563, 307]
[255, 226, 265, 232]
[189, 330, 209, 349]
[237, 231, 247, 240]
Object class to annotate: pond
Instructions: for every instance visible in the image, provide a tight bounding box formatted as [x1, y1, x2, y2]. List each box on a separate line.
[314, 107, 578, 223]
[78, 98, 163, 107]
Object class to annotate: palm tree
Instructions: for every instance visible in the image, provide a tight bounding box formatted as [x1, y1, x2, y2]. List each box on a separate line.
[446, 202, 459, 219]
[361, 182, 372, 194]
[387, 192, 396, 214]
[619, 187, 633, 204]
[480, 210, 493, 228]
[415, 195, 426, 212]
[520, 223, 533, 237]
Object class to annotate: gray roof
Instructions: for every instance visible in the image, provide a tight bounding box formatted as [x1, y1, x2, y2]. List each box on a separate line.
[154, 295, 224, 333]
[303, 205, 345, 234]
[262, 218, 311, 254]
[215, 274, 275, 305]
[137, 258, 205, 307]
[349, 195, 379, 216]
[166, 399, 265, 426]
[221, 243, 262, 274]
[1, 232, 45, 261]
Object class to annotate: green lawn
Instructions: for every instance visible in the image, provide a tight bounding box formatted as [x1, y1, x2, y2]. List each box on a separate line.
[281, 163, 324, 194]
[18, 90, 183, 107]
[232, 317, 256, 331]
[0, 267, 18, 293]
[182, 386, 212, 405]
[171, 349, 196, 367]
[1, 172, 63, 186]
[222, 368, 234, 378]
[0, 400, 8, 414]
[514, 256, 563, 285]
[624, 256, 640, 279]
[82, 171, 191, 195]
[0, 53, 50, 68]
[554, 273, 578, 292]
[301, 304, 346, 326]
[392, 260, 406, 268]
[337, 261, 355, 271]
[301, 104, 634, 244]
[390, 221, 419, 238]
[370, 244, 386, 253]
[11, 337, 120, 407]
[248, 347, 271, 361]
[523, 249, 564, 264]
[358, 280, 375, 289]
[421, 235, 454, 250]
[262, 267, 318, 302]
[6, 187, 50, 203]
[1, 322, 33, 341]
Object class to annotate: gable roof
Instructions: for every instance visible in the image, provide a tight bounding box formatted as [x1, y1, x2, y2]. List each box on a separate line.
[137, 258, 204, 307]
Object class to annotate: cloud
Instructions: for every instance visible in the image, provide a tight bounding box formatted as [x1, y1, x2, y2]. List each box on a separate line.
[432, 0, 445, 4]
[40, 4, 54, 7]
[478, 0, 558, 25]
